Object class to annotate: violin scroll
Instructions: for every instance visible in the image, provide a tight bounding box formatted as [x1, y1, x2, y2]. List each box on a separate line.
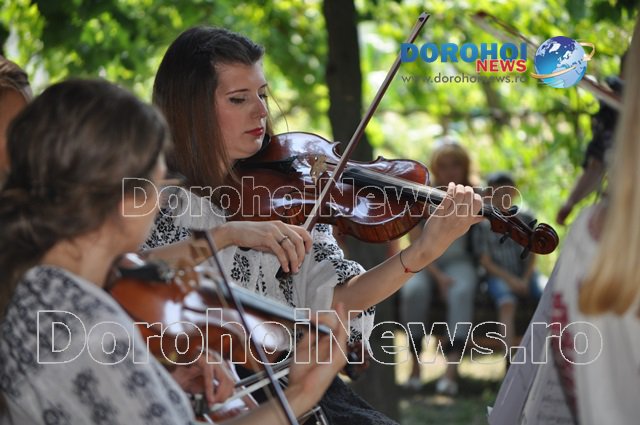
[486, 211, 559, 256]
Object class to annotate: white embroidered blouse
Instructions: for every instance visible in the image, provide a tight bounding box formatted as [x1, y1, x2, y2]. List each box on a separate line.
[141, 188, 375, 343]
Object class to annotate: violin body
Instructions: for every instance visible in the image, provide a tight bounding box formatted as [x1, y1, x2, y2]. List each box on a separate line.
[226, 132, 429, 242]
[107, 254, 295, 367]
[107, 254, 336, 423]
[226, 132, 559, 255]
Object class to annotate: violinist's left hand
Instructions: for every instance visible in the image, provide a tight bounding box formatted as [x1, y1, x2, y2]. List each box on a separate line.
[332, 183, 482, 313]
[170, 349, 235, 406]
[406, 182, 483, 269]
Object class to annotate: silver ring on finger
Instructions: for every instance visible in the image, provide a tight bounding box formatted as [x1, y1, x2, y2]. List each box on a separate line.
[278, 235, 290, 245]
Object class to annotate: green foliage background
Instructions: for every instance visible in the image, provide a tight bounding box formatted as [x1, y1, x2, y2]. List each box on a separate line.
[2, 0, 638, 272]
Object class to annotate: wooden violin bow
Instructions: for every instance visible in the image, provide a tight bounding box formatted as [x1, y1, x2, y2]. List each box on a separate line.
[301, 12, 431, 233]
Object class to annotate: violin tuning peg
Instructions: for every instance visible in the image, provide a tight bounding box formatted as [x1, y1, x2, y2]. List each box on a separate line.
[529, 219, 537, 228]
[520, 247, 530, 259]
[508, 205, 519, 215]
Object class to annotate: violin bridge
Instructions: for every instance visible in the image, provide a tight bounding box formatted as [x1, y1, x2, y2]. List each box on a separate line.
[310, 155, 328, 184]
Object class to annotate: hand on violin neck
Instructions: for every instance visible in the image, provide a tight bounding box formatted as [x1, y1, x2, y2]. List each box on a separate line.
[222, 221, 312, 273]
[414, 182, 483, 262]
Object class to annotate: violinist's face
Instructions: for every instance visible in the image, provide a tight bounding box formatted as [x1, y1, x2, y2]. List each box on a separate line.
[214, 61, 268, 163]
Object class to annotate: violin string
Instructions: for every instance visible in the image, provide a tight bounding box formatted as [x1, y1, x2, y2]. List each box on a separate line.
[195, 252, 332, 421]
[321, 161, 500, 218]
[209, 367, 291, 414]
[234, 357, 292, 388]
[198, 274, 332, 338]
[195, 231, 297, 425]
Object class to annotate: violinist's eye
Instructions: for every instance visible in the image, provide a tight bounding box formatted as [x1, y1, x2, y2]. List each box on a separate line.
[259, 93, 268, 100]
[229, 97, 245, 104]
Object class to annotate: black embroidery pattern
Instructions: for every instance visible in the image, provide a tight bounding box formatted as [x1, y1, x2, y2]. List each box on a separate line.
[42, 405, 71, 425]
[309, 225, 375, 344]
[277, 276, 296, 307]
[148, 361, 193, 423]
[254, 265, 267, 294]
[141, 209, 192, 250]
[124, 370, 151, 394]
[313, 241, 342, 263]
[230, 253, 251, 285]
[329, 258, 363, 286]
[141, 402, 169, 422]
[72, 369, 118, 425]
[0, 266, 196, 425]
[0, 267, 119, 398]
[314, 223, 332, 235]
[349, 327, 363, 344]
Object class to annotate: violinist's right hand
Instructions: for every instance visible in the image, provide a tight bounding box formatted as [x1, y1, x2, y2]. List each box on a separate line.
[170, 349, 235, 406]
[216, 221, 312, 273]
[218, 305, 347, 425]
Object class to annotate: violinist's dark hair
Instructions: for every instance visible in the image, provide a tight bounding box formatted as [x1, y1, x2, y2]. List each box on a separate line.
[152, 26, 265, 195]
[0, 79, 168, 317]
[0, 55, 32, 102]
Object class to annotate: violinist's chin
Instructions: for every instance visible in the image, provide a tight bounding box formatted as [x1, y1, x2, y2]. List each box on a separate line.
[231, 129, 265, 160]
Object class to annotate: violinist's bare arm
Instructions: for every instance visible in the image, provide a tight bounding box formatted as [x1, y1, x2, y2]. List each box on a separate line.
[410, 224, 453, 298]
[147, 221, 312, 273]
[333, 183, 483, 313]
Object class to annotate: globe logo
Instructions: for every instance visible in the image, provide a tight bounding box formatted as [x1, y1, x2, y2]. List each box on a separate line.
[531, 36, 595, 88]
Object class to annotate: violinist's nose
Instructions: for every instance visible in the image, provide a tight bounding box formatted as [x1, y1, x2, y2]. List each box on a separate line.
[254, 95, 268, 119]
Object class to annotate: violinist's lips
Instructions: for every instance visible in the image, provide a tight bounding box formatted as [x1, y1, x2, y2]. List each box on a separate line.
[246, 127, 264, 137]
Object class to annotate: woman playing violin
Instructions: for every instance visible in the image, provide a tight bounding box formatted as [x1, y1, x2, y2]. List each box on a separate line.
[146, 26, 482, 424]
[0, 79, 348, 425]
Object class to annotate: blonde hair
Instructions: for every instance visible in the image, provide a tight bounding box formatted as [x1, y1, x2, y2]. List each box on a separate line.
[579, 21, 640, 315]
[429, 142, 475, 186]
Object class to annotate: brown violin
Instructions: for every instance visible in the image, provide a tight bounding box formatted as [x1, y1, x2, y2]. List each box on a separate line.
[106, 252, 330, 366]
[106, 251, 362, 423]
[225, 131, 559, 256]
